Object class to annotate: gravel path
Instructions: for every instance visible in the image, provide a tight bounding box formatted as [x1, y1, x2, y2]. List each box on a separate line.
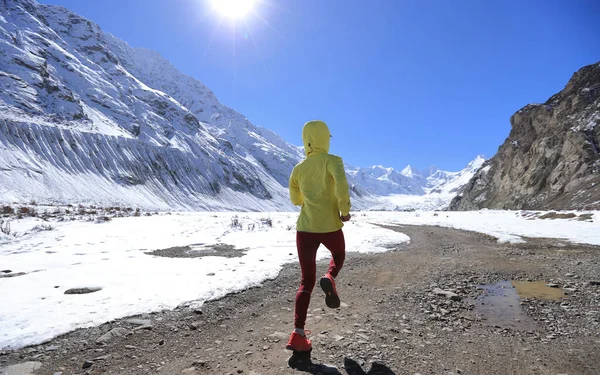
[1, 225, 599, 375]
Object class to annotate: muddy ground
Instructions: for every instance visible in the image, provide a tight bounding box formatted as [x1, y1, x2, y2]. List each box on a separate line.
[1, 225, 599, 375]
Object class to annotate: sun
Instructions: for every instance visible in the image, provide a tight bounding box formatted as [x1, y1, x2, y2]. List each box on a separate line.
[211, 0, 256, 19]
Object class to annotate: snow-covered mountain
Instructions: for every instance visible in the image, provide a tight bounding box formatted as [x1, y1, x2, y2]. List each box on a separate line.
[0, 0, 304, 211]
[346, 165, 423, 196]
[0, 0, 484, 211]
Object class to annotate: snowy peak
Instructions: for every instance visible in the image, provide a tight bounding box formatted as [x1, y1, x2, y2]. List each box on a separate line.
[401, 165, 414, 178]
[465, 155, 486, 170]
[427, 156, 486, 195]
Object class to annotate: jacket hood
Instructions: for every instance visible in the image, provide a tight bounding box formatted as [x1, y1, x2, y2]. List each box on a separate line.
[302, 120, 330, 156]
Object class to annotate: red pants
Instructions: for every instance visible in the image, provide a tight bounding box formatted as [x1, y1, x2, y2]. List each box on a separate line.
[294, 230, 345, 329]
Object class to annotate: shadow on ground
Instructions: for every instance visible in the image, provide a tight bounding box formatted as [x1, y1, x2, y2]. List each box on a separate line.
[344, 358, 396, 375]
[288, 352, 396, 375]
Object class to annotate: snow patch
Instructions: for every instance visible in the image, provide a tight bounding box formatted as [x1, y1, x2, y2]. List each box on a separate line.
[365, 210, 600, 246]
[0, 212, 408, 350]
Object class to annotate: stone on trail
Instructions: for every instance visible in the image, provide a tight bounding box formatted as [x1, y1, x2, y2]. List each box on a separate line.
[0, 362, 42, 375]
[133, 324, 153, 331]
[125, 318, 152, 326]
[64, 287, 102, 294]
[96, 327, 130, 344]
[432, 288, 462, 301]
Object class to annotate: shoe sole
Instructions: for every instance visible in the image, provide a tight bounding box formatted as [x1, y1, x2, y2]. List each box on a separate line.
[286, 344, 312, 352]
[320, 277, 340, 308]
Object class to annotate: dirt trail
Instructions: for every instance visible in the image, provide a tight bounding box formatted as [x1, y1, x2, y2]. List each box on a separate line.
[2, 225, 599, 375]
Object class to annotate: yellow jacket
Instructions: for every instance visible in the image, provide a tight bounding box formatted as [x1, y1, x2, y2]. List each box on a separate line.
[289, 120, 351, 233]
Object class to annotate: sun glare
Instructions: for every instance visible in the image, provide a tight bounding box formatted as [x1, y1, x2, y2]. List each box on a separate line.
[211, 0, 255, 19]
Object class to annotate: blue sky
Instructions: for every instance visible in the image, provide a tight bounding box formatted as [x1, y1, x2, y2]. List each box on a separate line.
[39, 0, 600, 171]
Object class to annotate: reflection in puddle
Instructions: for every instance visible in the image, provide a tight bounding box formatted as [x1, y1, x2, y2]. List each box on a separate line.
[512, 281, 565, 300]
[474, 281, 538, 331]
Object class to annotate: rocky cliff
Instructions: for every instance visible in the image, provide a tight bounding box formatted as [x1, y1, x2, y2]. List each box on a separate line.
[450, 62, 600, 210]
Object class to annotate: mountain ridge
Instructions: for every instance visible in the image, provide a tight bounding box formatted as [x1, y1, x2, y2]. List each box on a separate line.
[450, 62, 600, 210]
[0, 0, 483, 211]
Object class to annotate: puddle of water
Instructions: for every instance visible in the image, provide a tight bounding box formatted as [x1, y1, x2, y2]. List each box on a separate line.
[474, 280, 538, 331]
[512, 281, 565, 300]
[475, 280, 566, 331]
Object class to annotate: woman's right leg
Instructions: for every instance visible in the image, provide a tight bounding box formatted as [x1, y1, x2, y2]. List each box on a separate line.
[294, 231, 320, 329]
[320, 229, 346, 278]
[318, 230, 345, 309]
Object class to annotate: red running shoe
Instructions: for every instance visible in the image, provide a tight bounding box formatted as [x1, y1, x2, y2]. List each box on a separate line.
[320, 273, 340, 308]
[286, 330, 312, 352]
